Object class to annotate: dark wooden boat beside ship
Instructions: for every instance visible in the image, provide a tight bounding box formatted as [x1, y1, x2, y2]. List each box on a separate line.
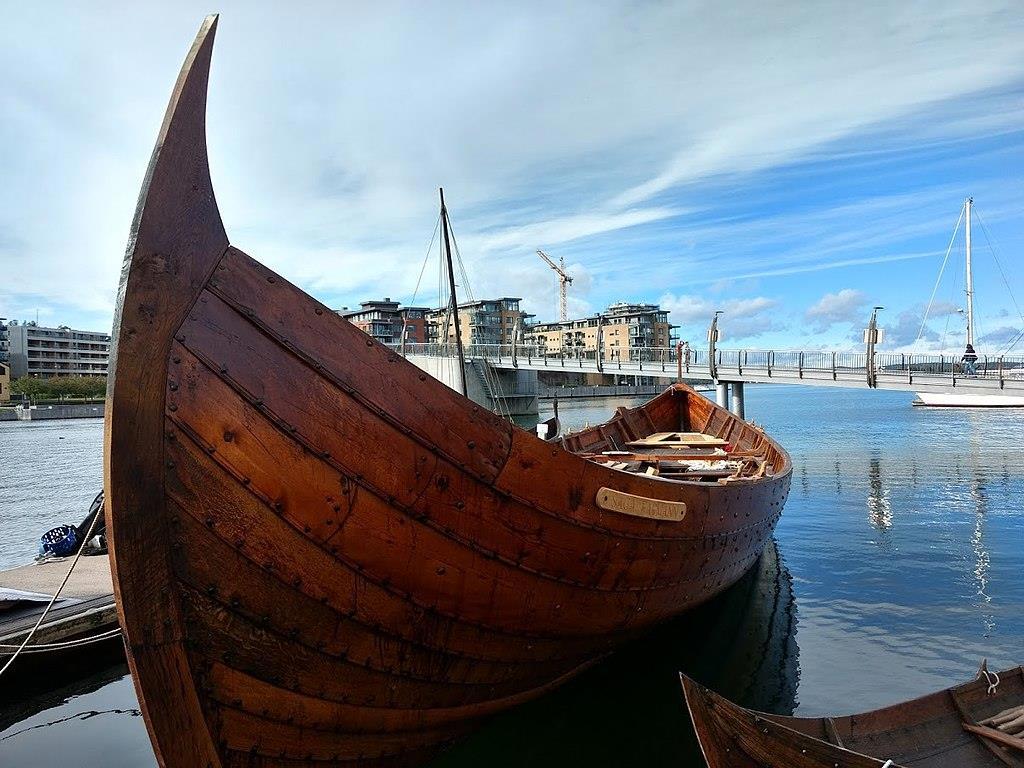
[104, 16, 792, 767]
[681, 662, 1024, 767]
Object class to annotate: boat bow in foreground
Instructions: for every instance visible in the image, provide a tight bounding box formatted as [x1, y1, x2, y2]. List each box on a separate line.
[681, 663, 1024, 767]
[105, 16, 791, 767]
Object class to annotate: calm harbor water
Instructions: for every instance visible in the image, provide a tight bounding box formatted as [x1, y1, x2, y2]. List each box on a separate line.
[0, 418, 105, 570]
[2, 385, 1023, 766]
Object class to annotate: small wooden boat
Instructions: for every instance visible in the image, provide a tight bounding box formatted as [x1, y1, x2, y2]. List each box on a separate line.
[681, 662, 1024, 767]
[105, 16, 791, 767]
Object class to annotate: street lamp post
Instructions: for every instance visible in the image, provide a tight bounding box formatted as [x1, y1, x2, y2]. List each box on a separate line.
[707, 311, 723, 381]
[864, 306, 885, 388]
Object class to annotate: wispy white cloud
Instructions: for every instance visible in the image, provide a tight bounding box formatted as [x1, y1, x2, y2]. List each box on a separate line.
[806, 289, 868, 333]
[658, 292, 782, 341]
[0, 1, 1022, 335]
[465, 207, 683, 254]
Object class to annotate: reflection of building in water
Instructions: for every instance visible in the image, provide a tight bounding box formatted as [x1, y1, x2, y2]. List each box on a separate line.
[866, 455, 892, 530]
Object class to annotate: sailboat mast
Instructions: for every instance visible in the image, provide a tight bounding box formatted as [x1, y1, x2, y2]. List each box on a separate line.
[965, 196, 974, 348]
[439, 187, 468, 396]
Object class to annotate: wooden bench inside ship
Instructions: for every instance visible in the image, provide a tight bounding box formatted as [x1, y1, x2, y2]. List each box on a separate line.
[561, 392, 781, 484]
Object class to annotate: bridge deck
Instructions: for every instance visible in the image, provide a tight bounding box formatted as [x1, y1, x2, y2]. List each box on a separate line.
[395, 343, 1024, 396]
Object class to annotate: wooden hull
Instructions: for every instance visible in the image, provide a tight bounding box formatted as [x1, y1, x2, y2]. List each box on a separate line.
[105, 17, 792, 767]
[682, 664, 1024, 767]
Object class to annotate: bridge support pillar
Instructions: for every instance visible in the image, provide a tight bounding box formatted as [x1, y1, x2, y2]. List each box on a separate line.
[729, 381, 745, 419]
[715, 382, 730, 410]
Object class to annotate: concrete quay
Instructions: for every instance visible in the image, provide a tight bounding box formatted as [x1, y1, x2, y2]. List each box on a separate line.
[0, 403, 105, 421]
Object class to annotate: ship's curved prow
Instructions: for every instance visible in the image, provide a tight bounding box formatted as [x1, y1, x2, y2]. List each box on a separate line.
[125, 13, 225, 266]
[104, 14, 228, 768]
[107, 16, 793, 768]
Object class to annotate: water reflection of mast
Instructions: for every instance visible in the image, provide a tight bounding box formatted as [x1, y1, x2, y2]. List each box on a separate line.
[963, 413, 994, 634]
[970, 476, 993, 635]
[957, 410, 994, 635]
[866, 454, 892, 530]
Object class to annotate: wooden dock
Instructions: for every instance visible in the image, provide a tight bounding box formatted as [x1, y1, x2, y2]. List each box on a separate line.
[0, 556, 118, 650]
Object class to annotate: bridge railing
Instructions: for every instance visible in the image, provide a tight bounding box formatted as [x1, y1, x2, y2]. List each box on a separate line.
[872, 353, 1024, 380]
[394, 343, 1024, 384]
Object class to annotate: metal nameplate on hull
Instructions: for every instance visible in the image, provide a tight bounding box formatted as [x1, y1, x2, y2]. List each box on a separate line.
[596, 487, 687, 521]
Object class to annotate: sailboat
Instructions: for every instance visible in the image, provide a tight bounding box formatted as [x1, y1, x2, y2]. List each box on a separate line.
[914, 197, 1024, 407]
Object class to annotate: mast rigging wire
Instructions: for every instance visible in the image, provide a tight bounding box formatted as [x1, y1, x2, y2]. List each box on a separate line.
[916, 204, 964, 347]
[400, 213, 441, 354]
[973, 208, 1024, 354]
[444, 210, 511, 418]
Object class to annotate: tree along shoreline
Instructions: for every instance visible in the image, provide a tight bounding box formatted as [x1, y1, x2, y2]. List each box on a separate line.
[8, 375, 107, 402]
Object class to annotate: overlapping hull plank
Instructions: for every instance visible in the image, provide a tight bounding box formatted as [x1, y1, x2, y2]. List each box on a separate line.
[682, 665, 1024, 767]
[105, 17, 792, 767]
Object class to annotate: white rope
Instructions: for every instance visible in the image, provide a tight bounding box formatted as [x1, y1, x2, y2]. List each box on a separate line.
[0, 509, 103, 678]
[917, 204, 964, 346]
[0, 627, 122, 654]
[981, 667, 1001, 695]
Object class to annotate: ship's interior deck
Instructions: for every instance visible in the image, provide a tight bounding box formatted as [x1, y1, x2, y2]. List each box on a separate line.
[559, 389, 784, 484]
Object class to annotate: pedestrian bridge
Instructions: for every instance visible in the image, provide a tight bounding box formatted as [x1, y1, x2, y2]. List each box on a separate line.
[396, 342, 1024, 417]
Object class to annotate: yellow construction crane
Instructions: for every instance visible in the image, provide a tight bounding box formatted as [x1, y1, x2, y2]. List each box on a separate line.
[536, 249, 573, 322]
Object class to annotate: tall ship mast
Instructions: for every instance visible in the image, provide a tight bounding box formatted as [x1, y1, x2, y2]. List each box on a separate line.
[964, 196, 975, 353]
[915, 197, 1024, 407]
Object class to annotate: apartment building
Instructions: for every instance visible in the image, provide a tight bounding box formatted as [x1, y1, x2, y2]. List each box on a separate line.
[0, 319, 8, 363]
[338, 298, 403, 344]
[398, 306, 429, 344]
[6, 322, 111, 378]
[337, 299, 431, 345]
[425, 298, 529, 347]
[0, 361, 9, 402]
[525, 302, 675, 356]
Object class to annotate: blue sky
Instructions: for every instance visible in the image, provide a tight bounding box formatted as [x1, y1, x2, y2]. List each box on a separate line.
[1, 1, 1022, 353]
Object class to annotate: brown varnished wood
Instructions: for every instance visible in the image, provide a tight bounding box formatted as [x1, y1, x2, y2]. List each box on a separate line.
[169, 290, 783, 597]
[104, 15, 225, 768]
[165, 334, 769, 624]
[176, 590, 568, 710]
[163, 432, 607, 664]
[168, 508, 585, 689]
[109, 16, 793, 768]
[682, 668, 1024, 767]
[216, 706, 465, 762]
[203, 659, 600, 736]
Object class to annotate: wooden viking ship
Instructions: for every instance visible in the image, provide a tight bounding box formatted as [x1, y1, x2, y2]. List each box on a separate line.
[681, 663, 1024, 767]
[105, 16, 791, 767]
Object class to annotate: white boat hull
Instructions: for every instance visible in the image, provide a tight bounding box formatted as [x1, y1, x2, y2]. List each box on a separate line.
[914, 391, 1024, 407]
